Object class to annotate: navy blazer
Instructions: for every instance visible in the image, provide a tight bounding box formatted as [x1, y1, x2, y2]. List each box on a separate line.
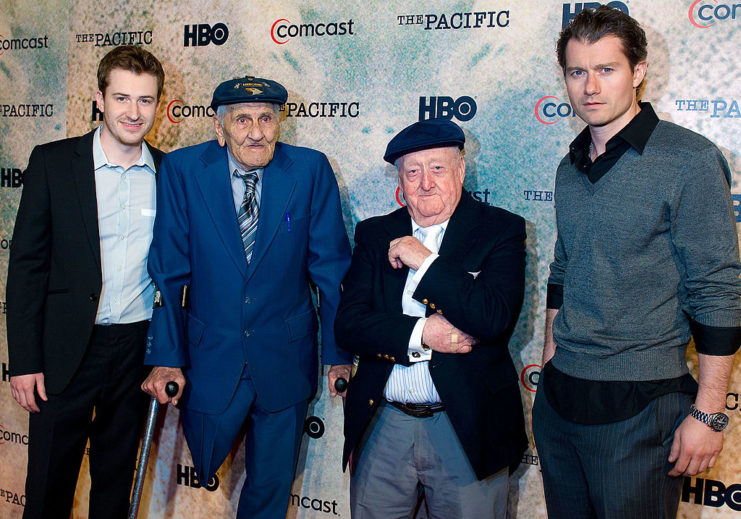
[336, 191, 528, 480]
[7, 130, 163, 393]
[145, 140, 351, 414]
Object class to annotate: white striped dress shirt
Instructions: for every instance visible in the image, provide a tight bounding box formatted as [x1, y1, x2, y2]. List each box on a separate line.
[383, 220, 448, 404]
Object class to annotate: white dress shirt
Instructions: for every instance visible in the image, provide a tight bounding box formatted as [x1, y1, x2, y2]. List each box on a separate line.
[93, 126, 157, 324]
[383, 219, 448, 404]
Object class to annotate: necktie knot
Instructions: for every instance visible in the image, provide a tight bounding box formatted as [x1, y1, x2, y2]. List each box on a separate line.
[236, 170, 259, 192]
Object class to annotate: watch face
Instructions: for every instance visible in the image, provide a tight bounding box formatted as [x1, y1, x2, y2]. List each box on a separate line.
[711, 413, 729, 432]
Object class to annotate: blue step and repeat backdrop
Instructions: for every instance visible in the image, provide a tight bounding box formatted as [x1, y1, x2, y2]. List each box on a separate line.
[1, 0, 740, 517]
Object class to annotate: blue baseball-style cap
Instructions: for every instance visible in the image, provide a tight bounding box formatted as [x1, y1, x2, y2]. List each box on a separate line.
[210, 75, 288, 110]
[384, 118, 466, 164]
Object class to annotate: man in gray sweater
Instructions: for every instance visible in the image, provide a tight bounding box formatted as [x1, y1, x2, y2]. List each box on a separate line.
[533, 6, 741, 519]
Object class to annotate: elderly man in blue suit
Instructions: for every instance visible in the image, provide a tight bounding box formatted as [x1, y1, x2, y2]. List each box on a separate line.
[141, 76, 352, 518]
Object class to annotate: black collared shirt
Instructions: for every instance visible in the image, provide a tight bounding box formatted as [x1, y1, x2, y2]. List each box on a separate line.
[543, 103, 697, 425]
[570, 101, 659, 184]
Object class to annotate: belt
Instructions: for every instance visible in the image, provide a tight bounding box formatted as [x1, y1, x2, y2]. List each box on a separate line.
[386, 399, 445, 418]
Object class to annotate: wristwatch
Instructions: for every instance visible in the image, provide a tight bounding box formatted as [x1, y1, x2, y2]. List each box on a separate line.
[689, 404, 729, 432]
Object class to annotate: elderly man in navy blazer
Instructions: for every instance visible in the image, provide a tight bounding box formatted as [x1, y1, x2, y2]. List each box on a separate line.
[336, 119, 528, 518]
[142, 76, 352, 519]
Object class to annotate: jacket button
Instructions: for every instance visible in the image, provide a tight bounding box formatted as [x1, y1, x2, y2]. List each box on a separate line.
[88, 293, 98, 302]
[430, 303, 436, 309]
[244, 330, 251, 337]
[390, 356, 396, 362]
[368, 399, 374, 406]
[437, 309, 443, 314]
[422, 298, 428, 305]
[244, 297, 252, 304]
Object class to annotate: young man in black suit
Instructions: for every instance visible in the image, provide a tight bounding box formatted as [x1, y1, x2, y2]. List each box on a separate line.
[7, 45, 165, 519]
[336, 119, 527, 518]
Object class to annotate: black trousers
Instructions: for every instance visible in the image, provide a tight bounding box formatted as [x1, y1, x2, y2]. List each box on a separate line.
[532, 388, 690, 519]
[23, 321, 150, 519]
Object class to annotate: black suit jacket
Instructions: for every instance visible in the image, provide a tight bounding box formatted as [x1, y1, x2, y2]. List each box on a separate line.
[6, 129, 163, 394]
[335, 191, 528, 480]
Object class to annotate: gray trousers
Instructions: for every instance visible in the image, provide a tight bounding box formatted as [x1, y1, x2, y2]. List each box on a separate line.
[532, 388, 691, 519]
[351, 401, 509, 519]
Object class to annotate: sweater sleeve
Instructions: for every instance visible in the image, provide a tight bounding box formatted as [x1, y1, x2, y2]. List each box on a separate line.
[672, 145, 741, 356]
[547, 230, 567, 310]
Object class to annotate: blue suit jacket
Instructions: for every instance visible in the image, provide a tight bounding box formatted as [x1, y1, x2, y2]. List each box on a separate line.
[145, 140, 351, 414]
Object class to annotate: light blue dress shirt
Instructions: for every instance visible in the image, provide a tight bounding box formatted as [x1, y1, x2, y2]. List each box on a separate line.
[93, 126, 156, 324]
[228, 150, 263, 214]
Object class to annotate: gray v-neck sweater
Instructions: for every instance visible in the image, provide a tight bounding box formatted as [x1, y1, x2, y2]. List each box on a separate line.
[548, 120, 741, 381]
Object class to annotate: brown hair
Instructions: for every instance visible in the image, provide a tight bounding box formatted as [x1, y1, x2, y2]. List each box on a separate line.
[97, 45, 165, 99]
[557, 6, 647, 92]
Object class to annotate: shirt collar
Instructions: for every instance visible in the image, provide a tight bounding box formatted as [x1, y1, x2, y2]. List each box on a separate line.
[569, 102, 660, 164]
[92, 125, 156, 172]
[228, 148, 264, 182]
[411, 218, 449, 236]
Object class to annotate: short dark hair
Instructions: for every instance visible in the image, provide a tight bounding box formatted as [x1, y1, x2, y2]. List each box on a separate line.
[97, 45, 165, 100]
[556, 6, 647, 92]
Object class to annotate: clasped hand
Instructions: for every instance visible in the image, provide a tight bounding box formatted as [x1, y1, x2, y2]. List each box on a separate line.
[422, 314, 476, 354]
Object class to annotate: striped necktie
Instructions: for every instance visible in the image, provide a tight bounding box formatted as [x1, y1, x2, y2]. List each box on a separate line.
[236, 170, 259, 264]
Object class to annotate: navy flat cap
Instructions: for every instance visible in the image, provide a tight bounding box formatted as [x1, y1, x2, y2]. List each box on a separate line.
[384, 118, 465, 164]
[210, 75, 288, 109]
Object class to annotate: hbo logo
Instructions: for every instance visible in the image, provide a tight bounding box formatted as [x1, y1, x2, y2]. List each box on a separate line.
[419, 96, 477, 122]
[184, 23, 229, 47]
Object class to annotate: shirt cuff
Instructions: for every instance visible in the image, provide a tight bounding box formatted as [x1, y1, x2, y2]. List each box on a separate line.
[546, 283, 563, 309]
[689, 319, 741, 356]
[411, 253, 439, 285]
[408, 317, 432, 362]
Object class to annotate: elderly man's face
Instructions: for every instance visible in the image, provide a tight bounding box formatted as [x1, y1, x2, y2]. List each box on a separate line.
[213, 102, 280, 170]
[398, 146, 465, 226]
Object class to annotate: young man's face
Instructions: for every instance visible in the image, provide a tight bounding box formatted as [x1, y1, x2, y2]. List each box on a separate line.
[95, 68, 159, 149]
[563, 34, 646, 135]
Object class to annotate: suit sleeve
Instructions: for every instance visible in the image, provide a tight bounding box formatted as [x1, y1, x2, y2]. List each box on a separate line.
[145, 153, 191, 367]
[413, 214, 526, 343]
[6, 146, 51, 376]
[335, 221, 419, 365]
[306, 153, 353, 365]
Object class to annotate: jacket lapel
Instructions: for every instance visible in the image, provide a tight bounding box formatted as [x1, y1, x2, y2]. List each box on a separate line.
[147, 140, 164, 175]
[438, 191, 479, 259]
[245, 144, 296, 281]
[383, 208, 414, 313]
[72, 130, 102, 274]
[194, 141, 249, 277]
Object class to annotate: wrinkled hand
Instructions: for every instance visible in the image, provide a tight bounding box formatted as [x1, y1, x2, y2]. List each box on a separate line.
[10, 373, 47, 413]
[668, 415, 723, 476]
[422, 314, 476, 354]
[141, 366, 186, 405]
[388, 236, 432, 271]
[328, 364, 352, 398]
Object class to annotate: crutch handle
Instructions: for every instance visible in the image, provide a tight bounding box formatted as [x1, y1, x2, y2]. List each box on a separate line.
[334, 377, 348, 393]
